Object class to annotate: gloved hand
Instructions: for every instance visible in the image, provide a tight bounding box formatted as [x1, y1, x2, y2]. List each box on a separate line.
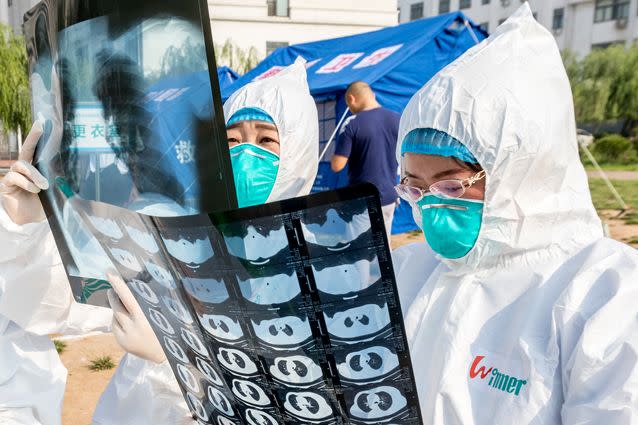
[107, 271, 167, 364]
[0, 121, 49, 225]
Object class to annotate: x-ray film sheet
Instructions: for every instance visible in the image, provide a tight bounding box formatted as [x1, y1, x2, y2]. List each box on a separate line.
[24, 0, 235, 306]
[76, 184, 423, 424]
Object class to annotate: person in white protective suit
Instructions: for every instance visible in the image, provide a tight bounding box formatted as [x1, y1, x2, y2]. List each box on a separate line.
[0, 121, 113, 425]
[92, 58, 319, 425]
[392, 4, 638, 424]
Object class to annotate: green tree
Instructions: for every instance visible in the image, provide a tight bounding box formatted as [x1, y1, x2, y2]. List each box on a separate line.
[0, 25, 30, 132]
[214, 39, 261, 75]
[147, 37, 260, 85]
[159, 36, 208, 78]
[565, 42, 638, 135]
[607, 42, 638, 134]
[592, 134, 638, 164]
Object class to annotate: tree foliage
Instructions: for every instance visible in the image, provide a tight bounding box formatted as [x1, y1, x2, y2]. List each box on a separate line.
[565, 43, 638, 135]
[0, 25, 30, 132]
[213, 39, 261, 75]
[591, 134, 638, 164]
[159, 36, 208, 78]
[149, 37, 260, 84]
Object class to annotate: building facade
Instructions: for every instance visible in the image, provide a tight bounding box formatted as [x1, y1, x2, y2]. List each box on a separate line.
[209, 0, 399, 58]
[399, 0, 638, 56]
[0, 0, 38, 34]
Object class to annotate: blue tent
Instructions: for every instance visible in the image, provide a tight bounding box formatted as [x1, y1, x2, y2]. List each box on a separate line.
[217, 66, 239, 91]
[143, 67, 238, 205]
[223, 12, 487, 234]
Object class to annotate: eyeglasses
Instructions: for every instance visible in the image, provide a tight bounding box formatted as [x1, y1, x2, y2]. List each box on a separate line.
[396, 170, 486, 202]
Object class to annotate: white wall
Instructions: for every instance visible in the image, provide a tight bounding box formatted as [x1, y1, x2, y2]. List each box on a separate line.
[209, 0, 399, 58]
[4, 0, 39, 34]
[0, 0, 9, 26]
[399, 0, 638, 56]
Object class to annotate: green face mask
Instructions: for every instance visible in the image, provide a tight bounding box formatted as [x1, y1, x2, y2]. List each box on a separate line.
[417, 194, 483, 259]
[230, 144, 280, 208]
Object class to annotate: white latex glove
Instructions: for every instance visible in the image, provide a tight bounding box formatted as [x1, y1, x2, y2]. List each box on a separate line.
[0, 121, 49, 225]
[107, 271, 167, 364]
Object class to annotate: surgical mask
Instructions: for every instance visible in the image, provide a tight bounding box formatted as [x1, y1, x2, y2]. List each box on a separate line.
[416, 194, 483, 259]
[230, 143, 279, 208]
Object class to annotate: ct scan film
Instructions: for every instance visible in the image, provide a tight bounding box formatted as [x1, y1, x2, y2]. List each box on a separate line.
[75, 184, 423, 425]
[23, 0, 235, 305]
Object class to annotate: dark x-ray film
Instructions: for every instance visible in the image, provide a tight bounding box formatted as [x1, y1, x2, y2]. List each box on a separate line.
[23, 0, 235, 305]
[74, 184, 423, 424]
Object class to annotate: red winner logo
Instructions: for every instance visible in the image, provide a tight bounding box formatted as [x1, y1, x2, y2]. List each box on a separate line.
[469, 355, 528, 397]
[469, 355, 493, 379]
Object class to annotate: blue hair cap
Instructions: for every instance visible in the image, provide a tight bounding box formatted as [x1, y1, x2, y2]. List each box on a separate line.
[227, 107, 275, 127]
[401, 128, 479, 164]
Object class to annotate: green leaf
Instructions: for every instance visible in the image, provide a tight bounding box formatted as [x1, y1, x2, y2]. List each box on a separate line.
[0, 24, 30, 132]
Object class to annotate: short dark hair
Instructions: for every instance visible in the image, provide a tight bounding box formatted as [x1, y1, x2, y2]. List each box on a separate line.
[346, 81, 373, 99]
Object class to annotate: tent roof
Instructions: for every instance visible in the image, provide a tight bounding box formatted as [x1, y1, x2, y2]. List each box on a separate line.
[223, 12, 485, 100]
[216, 66, 239, 90]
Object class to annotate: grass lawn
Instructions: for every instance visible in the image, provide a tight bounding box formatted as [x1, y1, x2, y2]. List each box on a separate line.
[584, 164, 638, 172]
[588, 178, 638, 212]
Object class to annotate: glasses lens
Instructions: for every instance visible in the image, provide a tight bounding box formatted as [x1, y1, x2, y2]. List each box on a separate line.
[396, 184, 423, 202]
[430, 180, 465, 199]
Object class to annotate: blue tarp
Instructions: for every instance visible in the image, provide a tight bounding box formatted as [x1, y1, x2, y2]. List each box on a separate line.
[223, 12, 487, 234]
[217, 66, 239, 91]
[143, 67, 238, 204]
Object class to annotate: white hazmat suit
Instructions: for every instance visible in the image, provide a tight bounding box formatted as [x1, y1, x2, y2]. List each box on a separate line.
[0, 60, 113, 425]
[0, 204, 112, 425]
[92, 58, 319, 424]
[393, 4, 638, 424]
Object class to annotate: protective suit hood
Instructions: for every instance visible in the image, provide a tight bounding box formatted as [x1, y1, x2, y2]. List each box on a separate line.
[224, 58, 319, 202]
[398, 4, 602, 272]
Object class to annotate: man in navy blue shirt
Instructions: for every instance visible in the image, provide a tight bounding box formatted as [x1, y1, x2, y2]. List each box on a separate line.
[331, 81, 400, 240]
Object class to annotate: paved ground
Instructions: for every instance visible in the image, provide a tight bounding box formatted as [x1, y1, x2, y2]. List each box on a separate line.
[58, 333, 123, 425]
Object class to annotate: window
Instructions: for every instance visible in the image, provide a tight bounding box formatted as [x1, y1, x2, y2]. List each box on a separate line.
[460, 0, 472, 8]
[479, 22, 489, 31]
[482, 0, 491, 5]
[594, 0, 629, 22]
[410, 3, 424, 20]
[552, 8, 564, 29]
[316, 100, 337, 171]
[592, 40, 624, 49]
[439, 0, 451, 14]
[266, 41, 289, 56]
[267, 0, 289, 17]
